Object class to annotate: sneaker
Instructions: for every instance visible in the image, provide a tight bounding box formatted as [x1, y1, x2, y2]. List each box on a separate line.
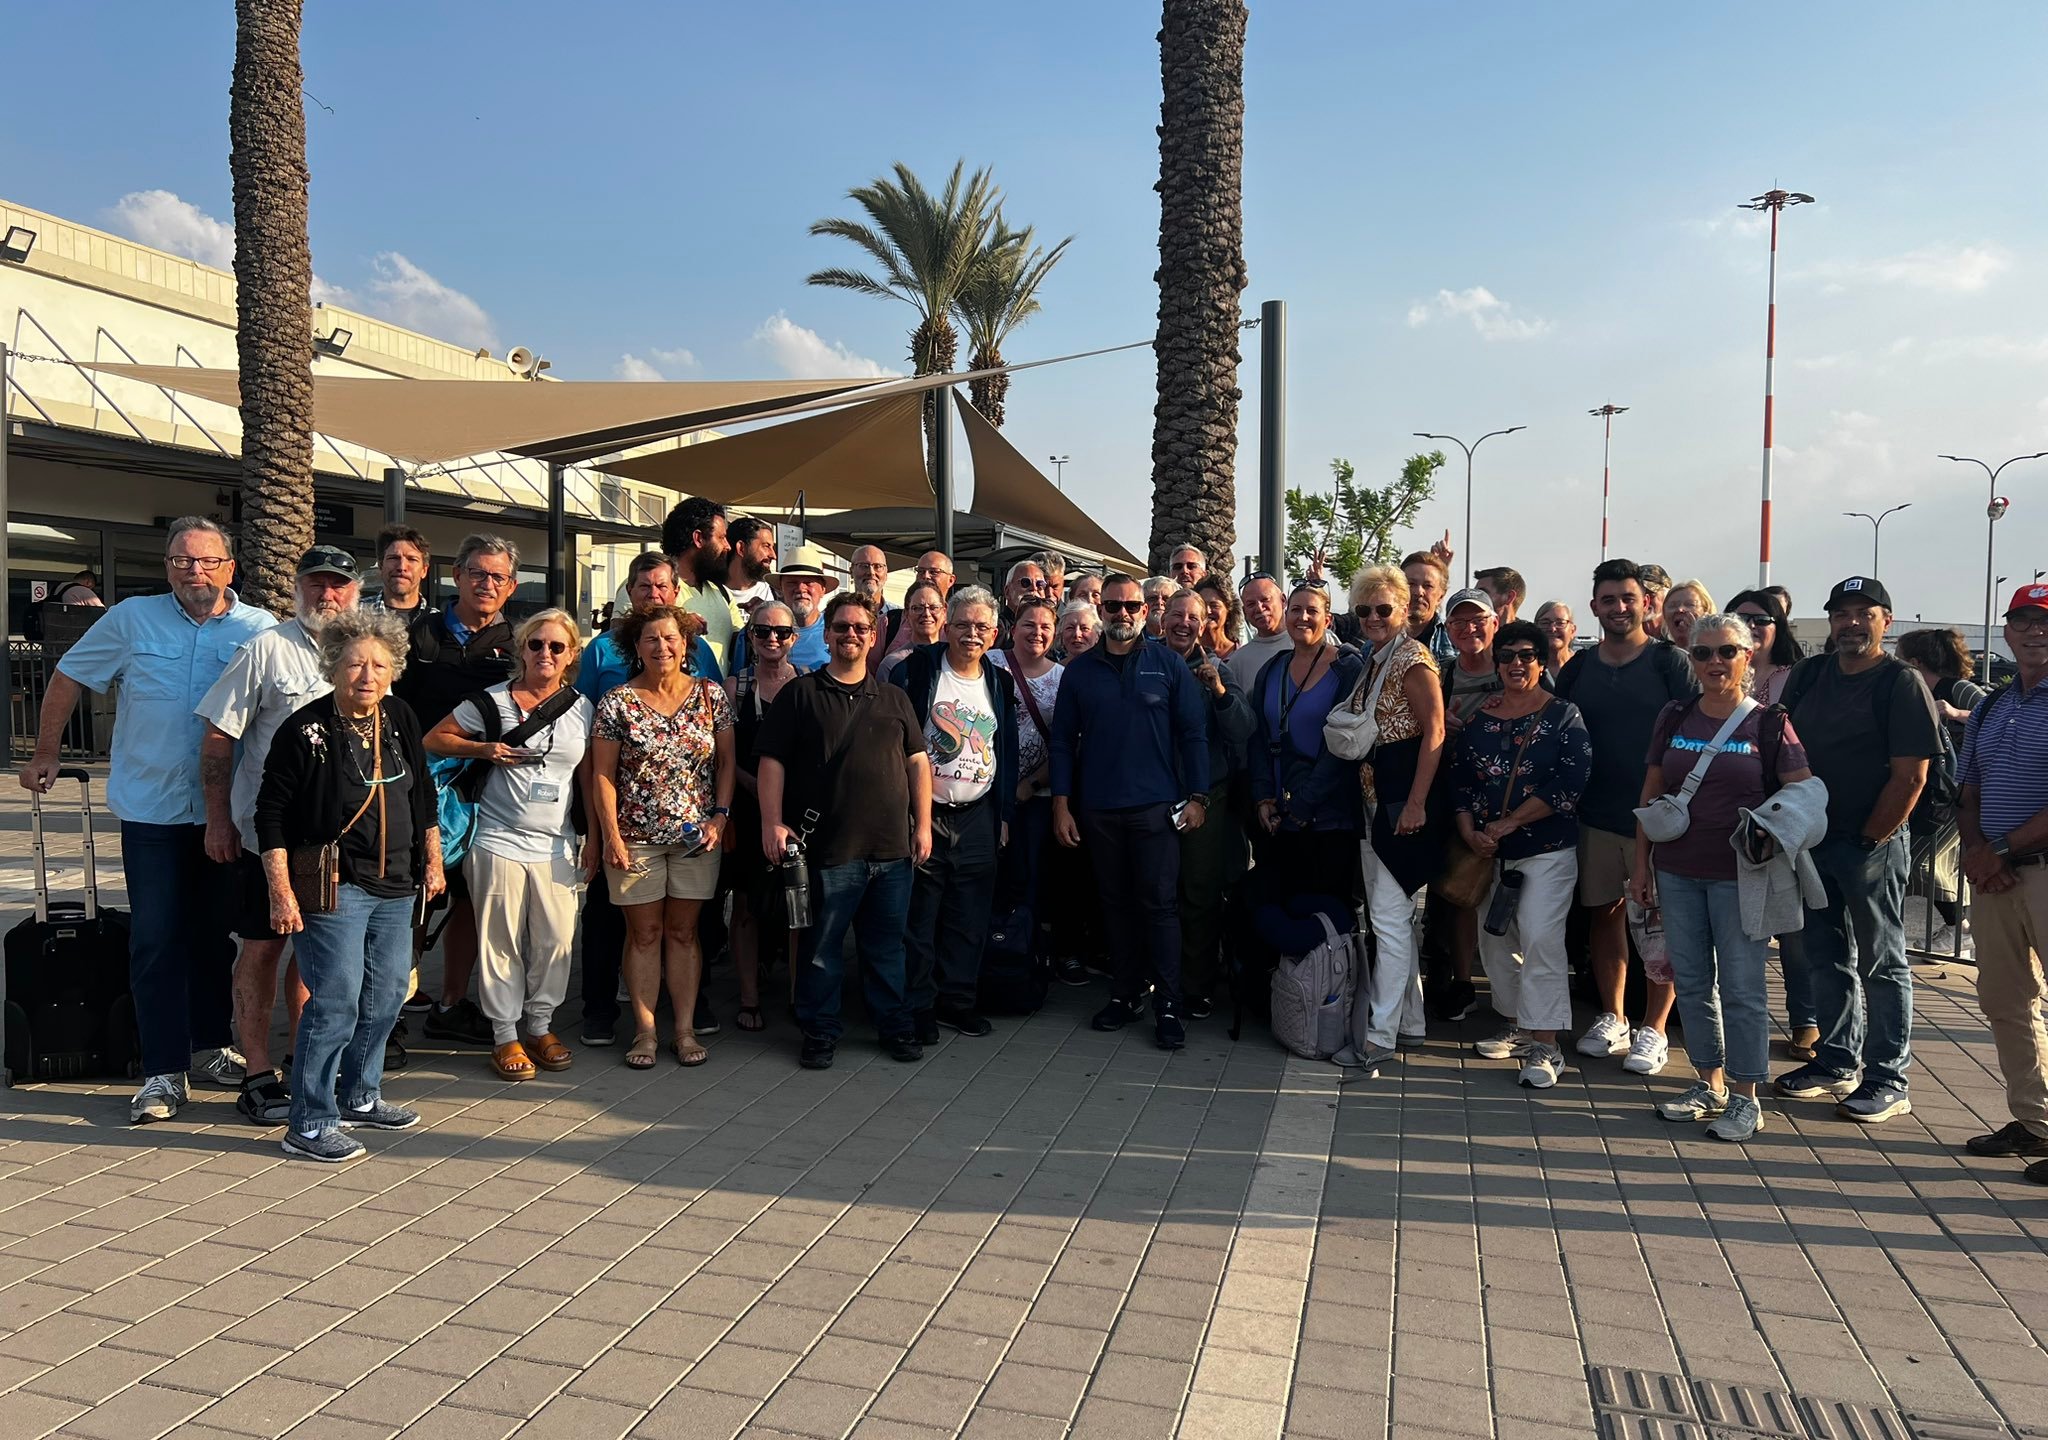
[884, 1034, 924, 1063]
[582, 1016, 616, 1048]
[1656, 1081, 1729, 1123]
[799, 1034, 836, 1070]
[1054, 957, 1091, 988]
[341, 1099, 420, 1130]
[1577, 1013, 1631, 1057]
[1925, 924, 1975, 961]
[694, 995, 721, 1037]
[1396, 1031, 1428, 1050]
[423, 999, 493, 1045]
[190, 1046, 247, 1089]
[1837, 1083, 1911, 1124]
[1475, 1026, 1532, 1061]
[236, 1073, 293, 1127]
[1519, 1044, 1565, 1089]
[402, 988, 434, 1014]
[1622, 1028, 1670, 1076]
[1966, 1121, 2048, 1158]
[1188, 996, 1213, 1020]
[913, 1010, 941, 1046]
[1435, 978, 1479, 1022]
[384, 1035, 408, 1073]
[1706, 1093, 1765, 1142]
[1155, 1009, 1186, 1051]
[935, 1004, 992, 1038]
[1092, 997, 1143, 1032]
[1332, 1042, 1397, 1069]
[282, 1128, 366, 1164]
[129, 1073, 188, 1124]
[1774, 1063, 1859, 1100]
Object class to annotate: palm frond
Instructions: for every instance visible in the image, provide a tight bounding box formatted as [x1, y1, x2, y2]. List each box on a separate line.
[804, 267, 902, 303]
[954, 217, 1073, 355]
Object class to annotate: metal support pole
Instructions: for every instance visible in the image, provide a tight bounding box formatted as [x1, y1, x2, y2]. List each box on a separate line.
[382, 465, 405, 525]
[0, 341, 12, 763]
[1258, 299, 1286, 577]
[546, 461, 568, 611]
[932, 386, 955, 559]
[1759, 203, 1779, 588]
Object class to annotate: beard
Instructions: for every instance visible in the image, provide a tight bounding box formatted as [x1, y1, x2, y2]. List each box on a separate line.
[854, 577, 884, 602]
[787, 595, 816, 626]
[1106, 619, 1141, 644]
[295, 597, 345, 633]
[1833, 629, 1877, 658]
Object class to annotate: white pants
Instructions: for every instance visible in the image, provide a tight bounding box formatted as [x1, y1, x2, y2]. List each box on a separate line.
[1475, 848, 1578, 1032]
[1354, 840, 1426, 1050]
[469, 846, 583, 1044]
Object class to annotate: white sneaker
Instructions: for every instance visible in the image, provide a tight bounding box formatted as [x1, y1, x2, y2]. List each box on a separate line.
[1656, 1080, 1728, 1122]
[1622, 1027, 1670, 1075]
[1519, 1043, 1564, 1089]
[190, 1046, 247, 1089]
[1577, 1012, 1630, 1057]
[1705, 1093, 1765, 1142]
[130, 1073, 188, 1124]
[1475, 1026, 1532, 1060]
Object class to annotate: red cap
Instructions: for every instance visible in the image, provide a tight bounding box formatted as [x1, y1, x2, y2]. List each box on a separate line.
[2008, 582, 2048, 617]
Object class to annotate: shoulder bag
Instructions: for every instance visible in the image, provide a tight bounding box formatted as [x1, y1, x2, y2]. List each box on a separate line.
[1633, 697, 1757, 844]
[1437, 701, 1547, 909]
[287, 710, 384, 916]
[1324, 640, 1406, 762]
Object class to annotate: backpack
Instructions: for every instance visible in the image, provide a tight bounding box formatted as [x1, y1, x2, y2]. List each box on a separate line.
[977, 904, 1049, 1015]
[431, 685, 588, 870]
[1781, 657, 1956, 828]
[1268, 911, 1366, 1061]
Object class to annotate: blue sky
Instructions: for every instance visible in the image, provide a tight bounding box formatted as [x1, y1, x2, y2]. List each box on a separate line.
[7, 1, 2047, 624]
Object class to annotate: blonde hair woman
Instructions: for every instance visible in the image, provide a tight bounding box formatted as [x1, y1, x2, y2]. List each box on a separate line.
[1661, 581, 1715, 649]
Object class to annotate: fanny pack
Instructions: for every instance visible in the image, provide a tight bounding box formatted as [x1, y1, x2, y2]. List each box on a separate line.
[1634, 698, 1756, 844]
[1323, 640, 1404, 762]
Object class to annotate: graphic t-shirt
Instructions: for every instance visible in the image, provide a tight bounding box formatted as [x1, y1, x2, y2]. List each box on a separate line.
[1646, 702, 1811, 880]
[926, 663, 998, 805]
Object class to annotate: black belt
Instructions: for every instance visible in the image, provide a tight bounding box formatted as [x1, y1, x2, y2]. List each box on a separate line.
[934, 794, 992, 813]
[2015, 851, 2048, 870]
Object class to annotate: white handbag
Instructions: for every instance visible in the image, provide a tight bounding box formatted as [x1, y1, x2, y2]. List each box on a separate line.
[1634, 698, 1757, 844]
[1323, 640, 1404, 762]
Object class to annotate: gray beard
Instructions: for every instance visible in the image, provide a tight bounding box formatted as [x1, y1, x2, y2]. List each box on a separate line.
[296, 600, 340, 633]
[1106, 620, 1141, 644]
[788, 597, 815, 626]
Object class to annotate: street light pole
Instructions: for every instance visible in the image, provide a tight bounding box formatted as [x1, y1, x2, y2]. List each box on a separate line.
[1842, 502, 1911, 575]
[1739, 188, 1814, 588]
[1940, 451, 2046, 677]
[1048, 455, 1071, 491]
[1412, 425, 1525, 587]
[1589, 404, 1628, 561]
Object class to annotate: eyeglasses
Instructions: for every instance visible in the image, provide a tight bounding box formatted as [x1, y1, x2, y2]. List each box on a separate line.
[2008, 612, 2048, 633]
[1015, 579, 1049, 592]
[1690, 644, 1746, 662]
[915, 566, 953, 580]
[1495, 647, 1542, 664]
[1355, 603, 1397, 620]
[953, 621, 995, 635]
[1737, 612, 1774, 629]
[829, 622, 873, 636]
[525, 638, 568, 655]
[751, 624, 795, 642]
[464, 569, 515, 589]
[168, 555, 231, 572]
[1101, 599, 1147, 615]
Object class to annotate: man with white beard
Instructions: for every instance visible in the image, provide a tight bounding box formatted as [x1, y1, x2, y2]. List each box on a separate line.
[197, 546, 363, 1124]
[850, 545, 897, 646]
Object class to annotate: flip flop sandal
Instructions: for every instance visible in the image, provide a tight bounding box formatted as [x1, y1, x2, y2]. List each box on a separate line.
[735, 1005, 765, 1032]
[491, 1042, 535, 1082]
[624, 1032, 659, 1070]
[674, 1032, 709, 1067]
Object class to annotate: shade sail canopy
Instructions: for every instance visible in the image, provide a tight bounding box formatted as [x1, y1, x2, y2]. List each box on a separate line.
[957, 399, 1142, 570]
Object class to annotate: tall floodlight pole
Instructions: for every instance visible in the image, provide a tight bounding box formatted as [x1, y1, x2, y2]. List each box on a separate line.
[1413, 425, 1525, 587]
[1940, 450, 2046, 676]
[1589, 404, 1628, 560]
[1048, 455, 1071, 490]
[1842, 502, 1911, 575]
[1738, 188, 1814, 587]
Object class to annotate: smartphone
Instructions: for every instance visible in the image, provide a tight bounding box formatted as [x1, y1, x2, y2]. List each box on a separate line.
[1169, 801, 1191, 832]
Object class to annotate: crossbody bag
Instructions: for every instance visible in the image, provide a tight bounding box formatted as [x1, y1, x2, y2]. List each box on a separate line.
[1634, 697, 1757, 844]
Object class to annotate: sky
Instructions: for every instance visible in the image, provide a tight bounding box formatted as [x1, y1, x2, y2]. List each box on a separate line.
[6, 1, 2048, 625]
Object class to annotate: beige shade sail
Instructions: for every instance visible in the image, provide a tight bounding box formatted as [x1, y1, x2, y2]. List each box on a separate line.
[957, 398, 1144, 571]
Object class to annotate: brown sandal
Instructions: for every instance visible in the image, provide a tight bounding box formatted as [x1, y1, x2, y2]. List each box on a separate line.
[674, 1031, 708, 1067]
[491, 1041, 535, 1082]
[624, 1031, 658, 1070]
[520, 1031, 574, 1071]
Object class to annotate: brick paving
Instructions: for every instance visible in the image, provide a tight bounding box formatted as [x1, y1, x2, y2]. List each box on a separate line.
[4, 783, 2048, 1437]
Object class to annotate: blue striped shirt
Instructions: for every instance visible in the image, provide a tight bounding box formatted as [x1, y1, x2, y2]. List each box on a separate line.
[1959, 674, 2048, 841]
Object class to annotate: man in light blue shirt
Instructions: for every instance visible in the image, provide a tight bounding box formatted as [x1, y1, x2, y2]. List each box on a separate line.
[20, 517, 274, 1125]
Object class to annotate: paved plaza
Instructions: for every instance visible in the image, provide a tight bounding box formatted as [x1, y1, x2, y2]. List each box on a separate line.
[4, 787, 2048, 1439]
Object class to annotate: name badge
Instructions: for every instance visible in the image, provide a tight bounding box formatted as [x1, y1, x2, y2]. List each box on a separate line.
[531, 781, 562, 803]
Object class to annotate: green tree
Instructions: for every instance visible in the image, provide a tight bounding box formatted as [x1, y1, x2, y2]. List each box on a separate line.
[1283, 451, 1445, 586]
[956, 217, 1072, 429]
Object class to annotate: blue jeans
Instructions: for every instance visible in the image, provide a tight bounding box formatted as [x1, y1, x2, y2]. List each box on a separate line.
[1658, 870, 1773, 1084]
[796, 858, 914, 1043]
[1778, 927, 1816, 1032]
[289, 885, 416, 1135]
[1807, 832, 1913, 1089]
[120, 822, 238, 1077]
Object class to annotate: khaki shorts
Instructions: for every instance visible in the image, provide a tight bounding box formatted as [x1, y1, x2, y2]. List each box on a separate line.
[607, 842, 721, 906]
[1576, 825, 1635, 907]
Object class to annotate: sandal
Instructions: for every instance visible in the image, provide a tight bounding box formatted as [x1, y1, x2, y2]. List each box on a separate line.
[624, 1031, 659, 1070]
[735, 1005, 765, 1033]
[674, 1031, 709, 1067]
[491, 1041, 535, 1082]
[519, 1031, 574, 1071]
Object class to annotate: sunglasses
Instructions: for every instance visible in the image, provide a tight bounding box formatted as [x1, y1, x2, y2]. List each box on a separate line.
[1239, 571, 1278, 588]
[1354, 603, 1397, 620]
[829, 622, 873, 636]
[525, 638, 568, 655]
[1690, 644, 1745, 662]
[1738, 612, 1774, 628]
[1101, 599, 1147, 614]
[1494, 647, 1541, 664]
[751, 624, 795, 642]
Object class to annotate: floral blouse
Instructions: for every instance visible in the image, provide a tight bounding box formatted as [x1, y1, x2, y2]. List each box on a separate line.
[594, 680, 734, 846]
[1357, 636, 1435, 808]
[1450, 698, 1593, 860]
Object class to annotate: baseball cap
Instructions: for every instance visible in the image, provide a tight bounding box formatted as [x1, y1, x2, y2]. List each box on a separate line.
[2006, 581, 2048, 618]
[1823, 576, 1893, 612]
[1638, 563, 1673, 592]
[1445, 587, 1496, 618]
[296, 545, 359, 581]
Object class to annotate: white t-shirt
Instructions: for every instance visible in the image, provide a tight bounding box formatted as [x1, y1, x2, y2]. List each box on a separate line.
[926, 662, 999, 806]
[988, 652, 1062, 781]
[449, 684, 594, 863]
[194, 619, 331, 853]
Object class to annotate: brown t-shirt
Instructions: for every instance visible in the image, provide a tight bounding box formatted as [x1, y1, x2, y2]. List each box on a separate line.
[1645, 702, 1810, 881]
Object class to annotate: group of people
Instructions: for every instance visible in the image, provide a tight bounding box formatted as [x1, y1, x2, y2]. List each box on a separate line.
[17, 508, 2048, 1177]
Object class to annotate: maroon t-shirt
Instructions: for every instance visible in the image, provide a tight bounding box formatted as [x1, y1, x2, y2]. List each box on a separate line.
[1644, 702, 1809, 881]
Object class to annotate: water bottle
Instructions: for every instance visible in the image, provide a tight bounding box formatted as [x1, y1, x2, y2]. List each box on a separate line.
[781, 840, 813, 930]
[679, 821, 703, 856]
[1483, 867, 1525, 937]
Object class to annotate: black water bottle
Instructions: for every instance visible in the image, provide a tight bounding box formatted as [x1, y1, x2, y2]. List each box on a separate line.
[781, 841, 813, 930]
[1482, 866, 1524, 937]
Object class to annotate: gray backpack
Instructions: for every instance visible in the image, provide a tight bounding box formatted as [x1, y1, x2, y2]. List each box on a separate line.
[1269, 913, 1364, 1061]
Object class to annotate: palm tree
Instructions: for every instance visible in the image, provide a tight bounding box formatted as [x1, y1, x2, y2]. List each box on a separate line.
[807, 161, 998, 476]
[1149, 0, 1248, 575]
[229, 0, 315, 616]
[956, 218, 1072, 429]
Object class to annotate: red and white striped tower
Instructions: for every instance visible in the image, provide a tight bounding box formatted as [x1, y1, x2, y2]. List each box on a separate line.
[1740, 188, 1814, 587]
[1589, 404, 1628, 561]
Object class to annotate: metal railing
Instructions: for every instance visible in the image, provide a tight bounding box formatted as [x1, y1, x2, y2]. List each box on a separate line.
[8, 642, 108, 762]
[1904, 818, 1973, 963]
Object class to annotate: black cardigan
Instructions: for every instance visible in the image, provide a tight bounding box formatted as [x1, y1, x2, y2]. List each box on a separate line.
[254, 694, 437, 882]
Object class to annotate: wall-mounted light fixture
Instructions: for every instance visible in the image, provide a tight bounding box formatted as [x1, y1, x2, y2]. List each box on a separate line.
[313, 328, 353, 358]
[0, 226, 36, 263]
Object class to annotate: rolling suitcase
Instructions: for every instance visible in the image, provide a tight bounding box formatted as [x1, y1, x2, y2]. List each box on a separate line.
[3, 769, 136, 1084]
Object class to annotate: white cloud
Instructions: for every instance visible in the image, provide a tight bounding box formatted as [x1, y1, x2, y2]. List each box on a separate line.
[107, 190, 237, 269]
[751, 313, 898, 378]
[1805, 244, 2012, 295]
[1405, 286, 1550, 342]
[613, 354, 666, 382]
[1683, 209, 1772, 241]
[1920, 332, 2048, 365]
[613, 346, 700, 381]
[353, 252, 497, 350]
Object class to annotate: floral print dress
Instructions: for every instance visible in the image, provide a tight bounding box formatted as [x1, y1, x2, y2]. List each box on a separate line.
[594, 680, 734, 846]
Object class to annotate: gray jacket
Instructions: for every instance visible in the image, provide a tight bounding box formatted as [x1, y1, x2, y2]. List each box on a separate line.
[1732, 775, 1831, 941]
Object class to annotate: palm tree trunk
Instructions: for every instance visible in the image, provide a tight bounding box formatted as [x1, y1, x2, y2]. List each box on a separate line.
[966, 345, 1009, 429]
[1149, 0, 1247, 576]
[912, 316, 959, 485]
[230, 0, 315, 617]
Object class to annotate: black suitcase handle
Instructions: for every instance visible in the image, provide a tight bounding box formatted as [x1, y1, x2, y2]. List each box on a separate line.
[29, 771, 101, 925]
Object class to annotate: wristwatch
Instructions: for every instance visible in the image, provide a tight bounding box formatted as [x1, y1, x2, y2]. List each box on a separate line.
[1991, 833, 2013, 860]
[1187, 793, 1210, 809]
[709, 806, 731, 818]
[1853, 834, 1880, 853]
